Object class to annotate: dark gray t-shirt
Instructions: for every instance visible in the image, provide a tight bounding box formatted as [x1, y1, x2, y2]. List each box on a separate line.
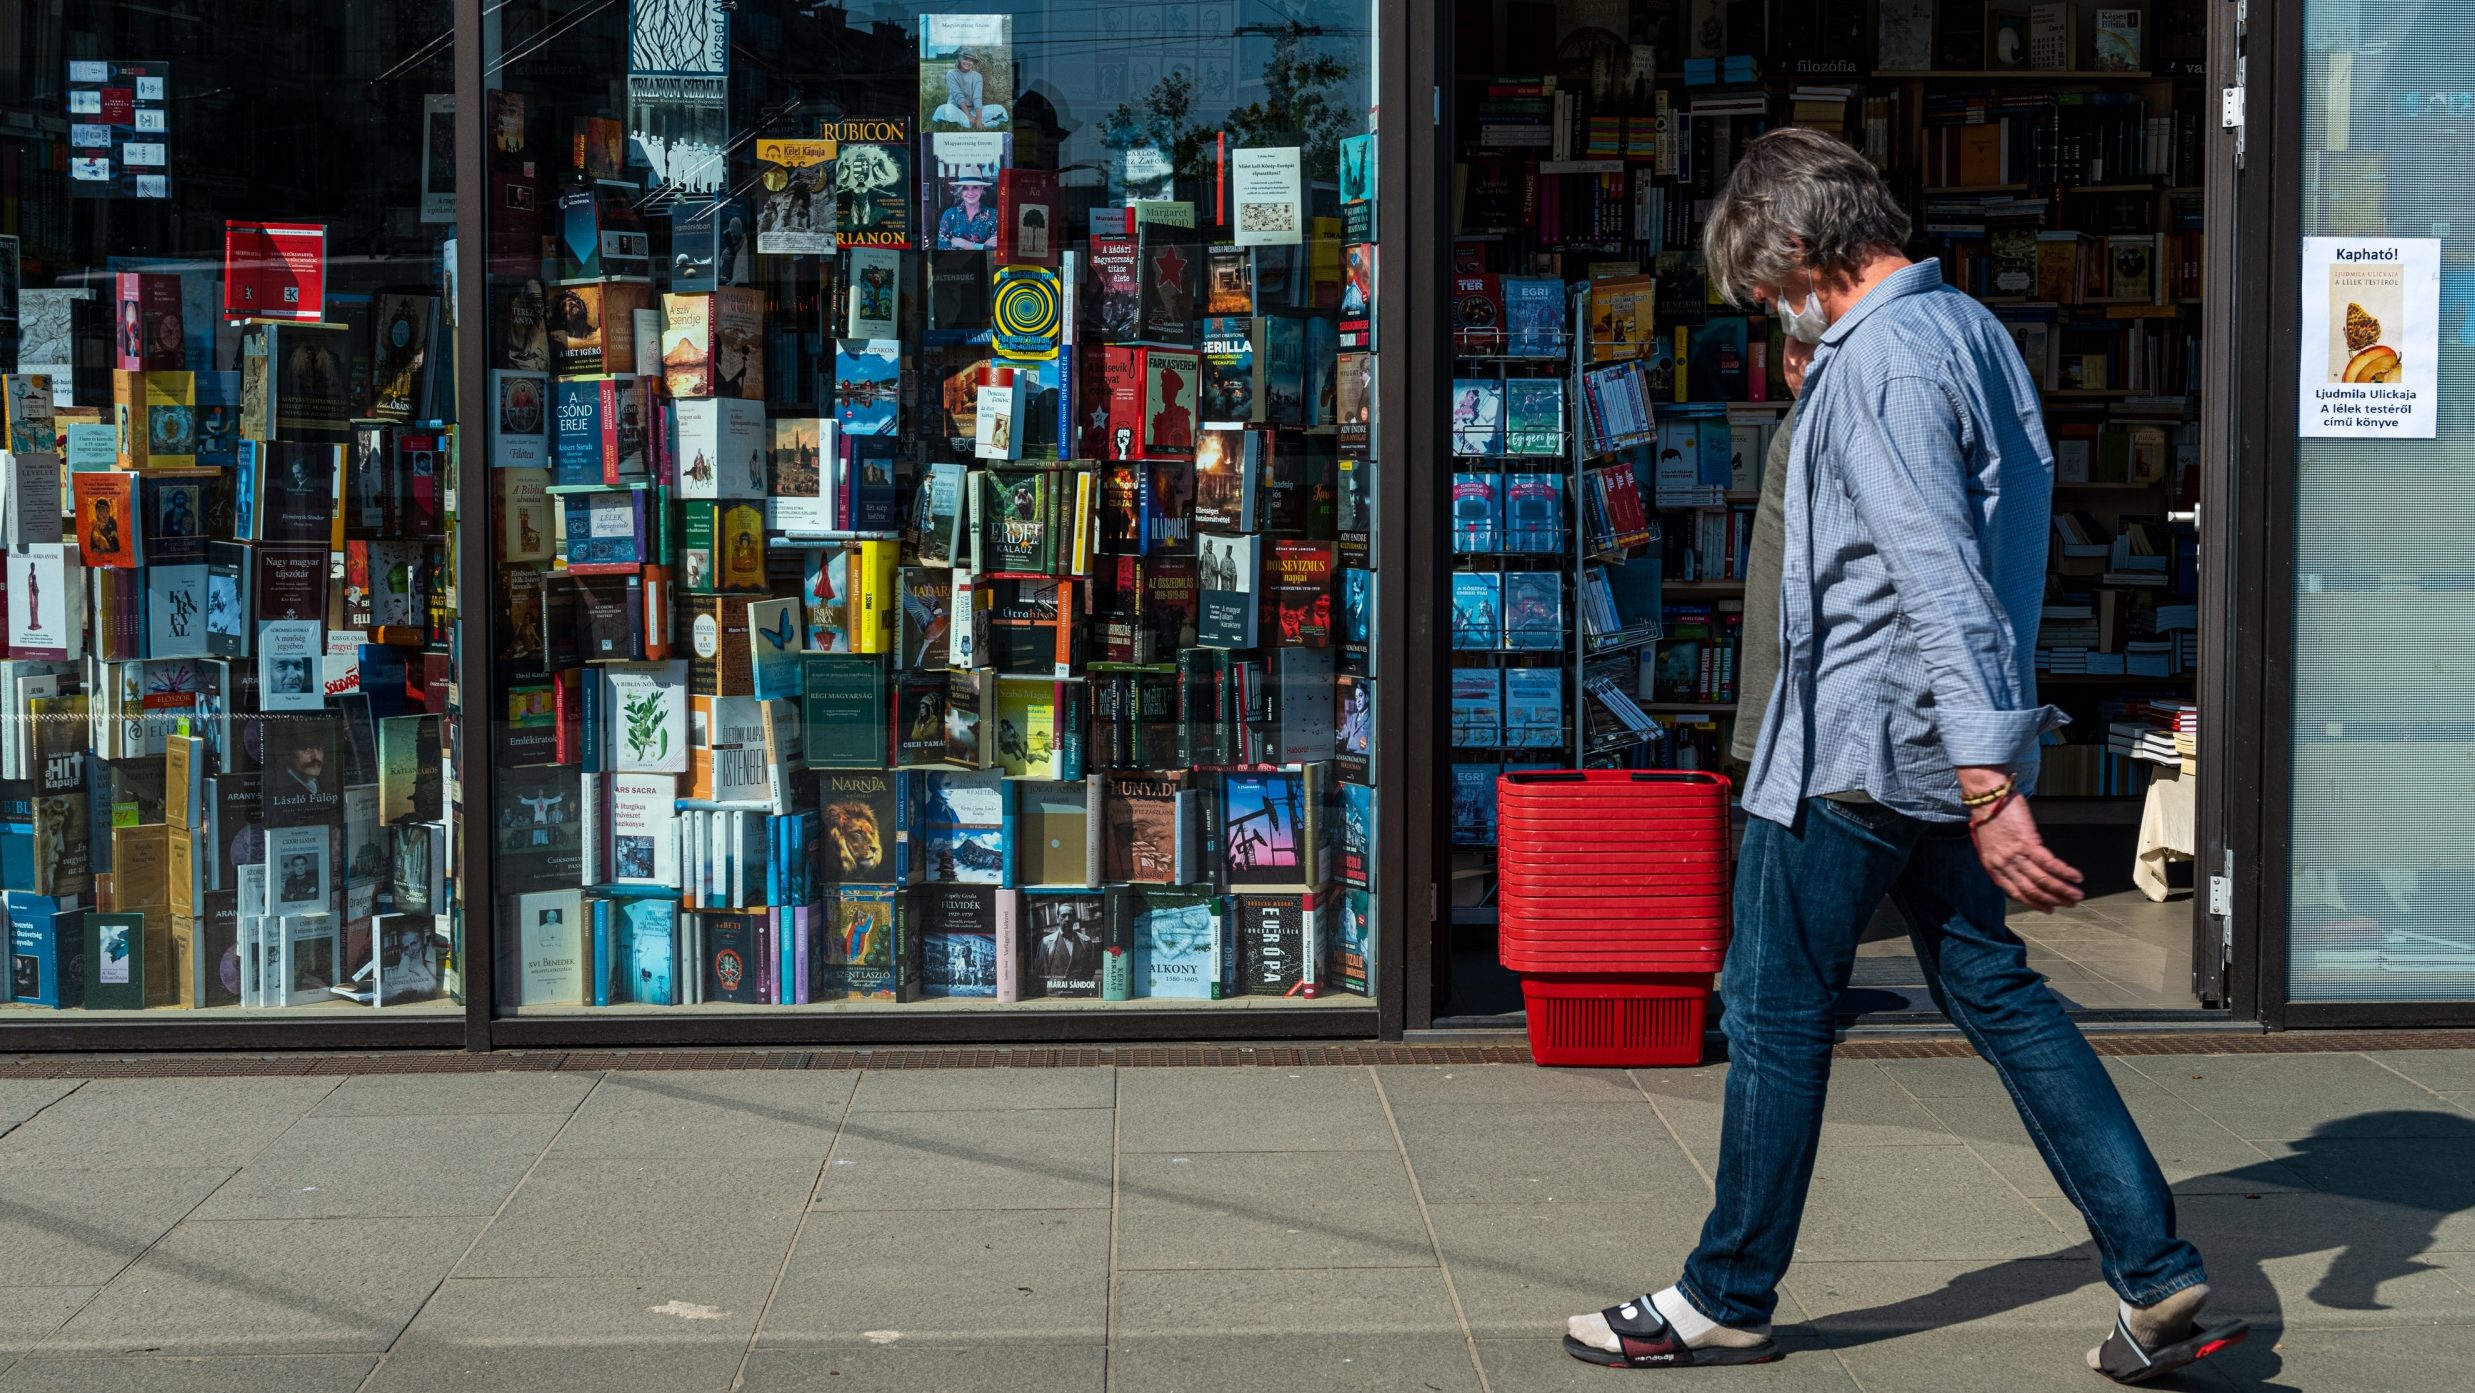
[1732, 403, 1797, 762]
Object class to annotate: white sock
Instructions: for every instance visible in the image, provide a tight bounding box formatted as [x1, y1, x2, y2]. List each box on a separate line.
[1567, 1288, 1770, 1354]
[2090, 1283, 2210, 1370]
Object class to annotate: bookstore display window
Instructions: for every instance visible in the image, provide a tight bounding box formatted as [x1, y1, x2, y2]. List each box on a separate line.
[2286, 0, 2475, 1003]
[1439, 1, 2212, 1015]
[1, 5, 464, 1016]
[479, 2, 1383, 1014]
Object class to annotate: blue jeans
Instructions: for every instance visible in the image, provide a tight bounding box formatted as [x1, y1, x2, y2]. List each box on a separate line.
[1678, 796, 2208, 1328]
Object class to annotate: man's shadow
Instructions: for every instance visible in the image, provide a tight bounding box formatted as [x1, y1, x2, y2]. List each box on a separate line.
[1807, 1109, 2475, 1390]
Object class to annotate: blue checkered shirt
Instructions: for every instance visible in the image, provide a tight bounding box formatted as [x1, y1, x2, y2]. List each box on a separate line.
[1742, 260, 2064, 826]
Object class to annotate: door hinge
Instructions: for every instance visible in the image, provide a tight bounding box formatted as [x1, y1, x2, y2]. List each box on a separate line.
[2219, 86, 2244, 132]
[2207, 873, 2232, 917]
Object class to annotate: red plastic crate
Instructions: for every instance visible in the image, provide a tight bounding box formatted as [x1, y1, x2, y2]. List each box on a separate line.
[1520, 973, 1712, 1067]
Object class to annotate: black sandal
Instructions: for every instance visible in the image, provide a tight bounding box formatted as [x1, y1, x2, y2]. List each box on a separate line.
[1561, 1297, 1783, 1369]
[2091, 1309, 2249, 1384]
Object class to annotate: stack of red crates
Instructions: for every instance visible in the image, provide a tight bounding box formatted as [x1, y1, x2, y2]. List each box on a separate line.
[1496, 770, 1732, 1067]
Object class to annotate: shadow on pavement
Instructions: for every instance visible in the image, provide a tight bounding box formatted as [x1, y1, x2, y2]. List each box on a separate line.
[1810, 1109, 2475, 1390]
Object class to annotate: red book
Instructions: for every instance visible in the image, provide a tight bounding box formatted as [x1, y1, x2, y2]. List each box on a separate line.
[1095, 346, 1146, 461]
[222, 221, 328, 323]
[996, 169, 1061, 267]
[113, 273, 184, 372]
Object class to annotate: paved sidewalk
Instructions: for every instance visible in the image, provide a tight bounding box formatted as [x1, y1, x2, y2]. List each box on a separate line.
[0, 1048, 2469, 1391]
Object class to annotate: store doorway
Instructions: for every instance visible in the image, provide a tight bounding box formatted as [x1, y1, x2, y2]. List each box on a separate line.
[1435, 0, 2224, 1025]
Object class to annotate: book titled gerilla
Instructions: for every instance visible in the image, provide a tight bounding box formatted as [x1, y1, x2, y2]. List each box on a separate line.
[1194, 532, 1263, 649]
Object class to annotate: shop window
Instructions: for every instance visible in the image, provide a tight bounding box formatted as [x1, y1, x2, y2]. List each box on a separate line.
[2, 5, 463, 1014]
[479, 1, 1382, 1014]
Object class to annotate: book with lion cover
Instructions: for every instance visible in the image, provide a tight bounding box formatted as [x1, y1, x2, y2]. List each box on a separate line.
[816, 772, 899, 882]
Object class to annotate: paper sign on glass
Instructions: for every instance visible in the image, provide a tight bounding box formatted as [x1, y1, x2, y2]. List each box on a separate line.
[2299, 236, 2440, 439]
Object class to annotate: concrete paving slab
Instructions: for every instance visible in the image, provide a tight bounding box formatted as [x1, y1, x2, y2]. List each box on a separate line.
[1783, 1258, 2237, 1393]
[1117, 1067, 1394, 1152]
[2249, 1134, 2475, 1250]
[1871, 1055, 2155, 1101]
[1772, 1146, 2073, 1264]
[845, 1067, 1113, 1113]
[0, 1079, 338, 1170]
[546, 1072, 853, 1160]
[1421, 1199, 1716, 1340]
[0, 1290, 90, 1358]
[0, 1355, 376, 1393]
[1376, 1063, 1651, 1110]
[0, 1086, 78, 1128]
[1473, 1332, 1861, 1391]
[758, 1209, 1107, 1346]
[362, 1274, 770, 1393]
[190, 1114, 562, 1221]
[1914, 1086, 2300, 1201]
[812, 1108, 1112, 1213]
[2120, 1055, 2461, 1140]
[1114, 1151, 1432, 1271]
[1109, 1334, 1482, 1393]
[2362, 1050, 2475, 1094]
[736, 1344, 1105, 1392]
[1112, 1267, 1463, 1338]
[456, 1158, 814, 1279]
[2172, 1191, 2475, 1328]
[0, 1167, 234, 1287]
[43, 1216, 482, 1356]
[2181, 1319, 2475, 1393]
[1389, 1103, 1692, 1206]
[1639, 1062, 1958, 1150]
[310, 1072, 595, 1118]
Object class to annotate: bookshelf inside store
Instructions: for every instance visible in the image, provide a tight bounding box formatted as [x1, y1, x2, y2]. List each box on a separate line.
[1446, 0, 2208, 921]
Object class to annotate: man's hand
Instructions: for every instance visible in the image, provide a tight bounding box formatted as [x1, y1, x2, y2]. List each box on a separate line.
[1958, 767, 2084, 912]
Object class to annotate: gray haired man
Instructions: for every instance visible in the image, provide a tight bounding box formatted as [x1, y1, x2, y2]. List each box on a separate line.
[1562, 129, 2245, 1384]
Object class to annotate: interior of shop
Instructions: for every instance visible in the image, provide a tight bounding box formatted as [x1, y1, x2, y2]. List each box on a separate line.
[1437, 0, 2213, 1024]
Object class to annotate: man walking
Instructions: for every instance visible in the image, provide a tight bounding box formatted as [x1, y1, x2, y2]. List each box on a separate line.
[1563, 129, 2246, 1384]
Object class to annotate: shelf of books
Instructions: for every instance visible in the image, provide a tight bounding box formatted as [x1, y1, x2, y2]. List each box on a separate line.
[3, 274, 462, 1016]
[479, 9, 1382, 1015]
[1444, 0, 2209, 869]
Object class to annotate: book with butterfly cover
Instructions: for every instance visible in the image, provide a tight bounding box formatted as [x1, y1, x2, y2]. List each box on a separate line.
[745, 596, 804, 702]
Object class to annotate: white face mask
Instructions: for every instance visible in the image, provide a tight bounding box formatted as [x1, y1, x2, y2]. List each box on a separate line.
[1776, 287, 1829, 345]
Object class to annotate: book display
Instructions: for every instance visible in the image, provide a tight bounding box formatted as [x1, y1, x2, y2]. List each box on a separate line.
[478, 3, 1382, 1012]
[1446, 1, 2209, 931]
[2, 30, 461, 1015]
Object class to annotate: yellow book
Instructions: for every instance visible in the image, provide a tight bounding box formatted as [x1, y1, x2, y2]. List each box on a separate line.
[850, 539, 901, 655]
[114, 370, 197, 470]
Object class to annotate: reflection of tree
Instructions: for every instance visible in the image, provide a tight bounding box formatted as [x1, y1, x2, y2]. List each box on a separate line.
[1104, 24, 1360, 185]
[1104, 70, 1212, 187]
[1228, 24, 1358, 181]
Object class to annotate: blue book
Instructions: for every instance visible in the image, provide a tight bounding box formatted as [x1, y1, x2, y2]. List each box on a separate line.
[552, 378, 606, 487]
[842, 434, 900, 530]
[1450, 573, 1501, 649]
[912, 884, 1000, 999]
[561, 491, 646, 572]
[1502, 277, 1566, 358]
[1449, 379, 1506, 456]
[6, 891, 84, 1007]
[1448, 764, 1500, 845]
[590, 899, 615, 1007]
[1503, 668, 1565, 747]
[1450, 668, 1503, 747]
[747, 598, 802, 702]
[1502, 573, 1565, 651]
[1450, 473, 1501, 554]
[616, 895, 679, 1005]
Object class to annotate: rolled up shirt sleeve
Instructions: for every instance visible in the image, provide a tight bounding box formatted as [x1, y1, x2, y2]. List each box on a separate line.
[1839, 371, 2060, 770]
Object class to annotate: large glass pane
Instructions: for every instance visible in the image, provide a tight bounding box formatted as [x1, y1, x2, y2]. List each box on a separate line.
[0, 5, 463, 1014]
[2290, 1, 2475, 999]
[480, 1, 1380, 1014]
